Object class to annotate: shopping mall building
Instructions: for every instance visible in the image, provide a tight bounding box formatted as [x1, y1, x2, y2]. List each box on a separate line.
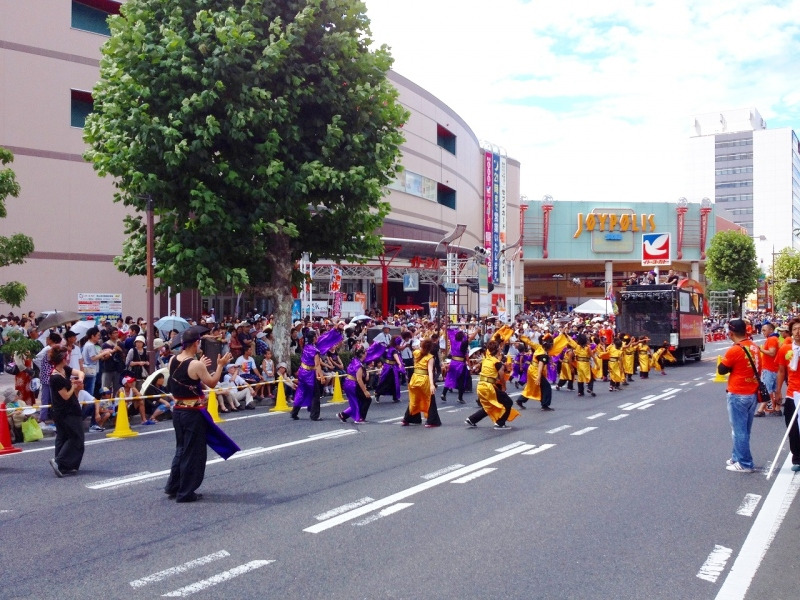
[0, 1, 521, 321]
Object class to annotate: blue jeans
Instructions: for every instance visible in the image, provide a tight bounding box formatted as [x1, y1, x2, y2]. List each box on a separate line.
[727, 392, 757, 469]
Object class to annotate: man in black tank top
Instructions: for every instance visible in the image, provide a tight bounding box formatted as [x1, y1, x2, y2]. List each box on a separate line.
[164, 328, 231, 503]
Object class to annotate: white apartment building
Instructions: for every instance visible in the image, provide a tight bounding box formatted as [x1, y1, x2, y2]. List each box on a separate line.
[686, 107, 800, 266]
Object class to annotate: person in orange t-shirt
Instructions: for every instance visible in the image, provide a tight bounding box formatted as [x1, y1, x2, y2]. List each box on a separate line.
[756, 322, 781, 416]
[717, 319, 759, 472]
[774, 317, 800, 472]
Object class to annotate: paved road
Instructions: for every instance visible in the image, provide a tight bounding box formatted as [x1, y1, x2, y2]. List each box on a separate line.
[2, 344, 798, 600]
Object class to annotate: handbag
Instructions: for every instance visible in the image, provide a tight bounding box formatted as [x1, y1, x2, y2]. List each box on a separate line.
[5, 361, 18, 375]
[22, 417, 44, 443]
[739, 344, 770, 404]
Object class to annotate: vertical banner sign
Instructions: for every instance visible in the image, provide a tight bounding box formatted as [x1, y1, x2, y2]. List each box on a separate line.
[478, 264, 490, 318]
[498, 154, 507, 284]
[483, 151, 493, 277]
[332, 292, 342, 319]
[491, 152, 501, 283]
[329, 266, 342, 294]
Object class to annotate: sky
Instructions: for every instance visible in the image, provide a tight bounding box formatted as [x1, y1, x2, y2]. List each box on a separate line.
[363, 0, 800, 204]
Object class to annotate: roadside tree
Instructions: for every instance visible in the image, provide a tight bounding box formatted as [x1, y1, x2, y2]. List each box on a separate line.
[705, 231, 758, 315]
[0, 147, 35, 308]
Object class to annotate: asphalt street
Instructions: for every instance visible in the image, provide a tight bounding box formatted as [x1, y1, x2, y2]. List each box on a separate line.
[2, 340, 799, 600]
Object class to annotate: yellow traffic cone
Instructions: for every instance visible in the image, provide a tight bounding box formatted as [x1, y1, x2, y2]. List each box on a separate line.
[207, 389, 224, 423]
[270, 376, 291, 412]
[713, 356, 729, 383]
[331, 373, 345, 404]
[107, 389, 139, 438]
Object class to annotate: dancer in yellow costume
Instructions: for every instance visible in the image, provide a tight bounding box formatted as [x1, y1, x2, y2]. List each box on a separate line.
[621, 335, 637, 383]
[566, 333, 596, 397]
[637, 337, 652, 378]
[651, 341, 676, 376]
[519, 335, 555, 411]
[401, 338, 441, 427]
[590, 336, 605, 382]
[465, 340, 519, 429]
[602, 339, 625, 391]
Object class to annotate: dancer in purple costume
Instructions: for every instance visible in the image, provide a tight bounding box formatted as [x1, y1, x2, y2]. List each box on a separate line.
[441, 329, 469, 404]
[517, 347, 533, 388]
[290, 328, 342, 421]
[338, 345, 371, 423]
[374, 336, 403, 403]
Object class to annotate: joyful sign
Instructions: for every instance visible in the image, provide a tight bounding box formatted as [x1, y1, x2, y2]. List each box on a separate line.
[573, 212, 656, 238]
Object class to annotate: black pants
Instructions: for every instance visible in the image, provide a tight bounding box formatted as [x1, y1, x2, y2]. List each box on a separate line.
[53, 414, 85, 472]
[291, 380, 322, 420]
[540, 379, 552, 408]
[404, 394, 441, 426]
[784, 397, 800, 465]
[470, 389, 513, 426]
[165, 408, 208, 502]
[357, 386, 372, 420]
[577, 379, 594, 395]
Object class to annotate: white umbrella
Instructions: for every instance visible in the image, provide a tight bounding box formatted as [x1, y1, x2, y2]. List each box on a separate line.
[350, 315, 372, 322]
[69, 319, 96, 337]
[154, 316, 190, 335]
[140, 366, 170, 398]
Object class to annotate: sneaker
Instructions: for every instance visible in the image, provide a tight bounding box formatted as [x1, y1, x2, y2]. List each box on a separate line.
[516, 400, 526, 409]
[337, 412, 347, 423]
[400, 421, 409, 426]
[464, 418, 476, 427]
[753, 412, 765, 417]
[541, 406, 554, 411]
[493, 424, 511, 430]
[792, 464, 800, 472]
[41, 423, 57, 432]
[49, 458, 64, 478]
[142, 419, 157, 426]
[424, 423, 440, 428]
[770, 410, 783, 417]
[89, 424, 105, 432]
[726, 462, 754, 473]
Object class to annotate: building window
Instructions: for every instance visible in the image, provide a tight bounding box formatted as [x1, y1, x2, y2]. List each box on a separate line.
[715, 152, 753, 162]
[437, 125, 456, 155]
[71, 0, 120, 36]
[71, 89, 94, 128]
[437, 183, 456, 209]
[715, 180, 752, 189]
[715, 138, 753, 149]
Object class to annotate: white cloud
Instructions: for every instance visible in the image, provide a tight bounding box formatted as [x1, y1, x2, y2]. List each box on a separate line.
[364, 0, 800, 202]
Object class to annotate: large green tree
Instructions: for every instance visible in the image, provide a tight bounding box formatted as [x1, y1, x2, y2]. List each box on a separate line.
[0, 147, 35, 308]
[83, 0, 407, 361]
[772, 248, 800, 312]
[705, 230, 759, 315]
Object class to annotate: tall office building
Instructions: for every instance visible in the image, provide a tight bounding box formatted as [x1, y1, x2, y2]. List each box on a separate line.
[686, 108, 800, 263]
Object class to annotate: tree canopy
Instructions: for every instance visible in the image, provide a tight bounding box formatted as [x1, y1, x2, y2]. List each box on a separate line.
[705, 230, 759, 314]
[0, 147, 35, 308]
[83, 0, 408, 360]
[772, 248, 800, 311]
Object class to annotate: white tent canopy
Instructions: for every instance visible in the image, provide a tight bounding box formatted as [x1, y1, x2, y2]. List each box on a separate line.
[571, 298, 615, 315]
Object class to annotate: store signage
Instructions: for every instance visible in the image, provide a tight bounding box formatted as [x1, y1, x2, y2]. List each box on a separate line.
[573, 212, 656, 238]
[642, 232, 672, 266]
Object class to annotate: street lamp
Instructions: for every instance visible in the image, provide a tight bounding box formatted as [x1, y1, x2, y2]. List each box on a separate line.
[552, 273, 564, 311]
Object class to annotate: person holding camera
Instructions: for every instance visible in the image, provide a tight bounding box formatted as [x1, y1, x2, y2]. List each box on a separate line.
[48, 346, 85, 478]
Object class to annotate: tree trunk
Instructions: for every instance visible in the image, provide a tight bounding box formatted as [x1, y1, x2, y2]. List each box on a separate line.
[260, 232, 295, 368]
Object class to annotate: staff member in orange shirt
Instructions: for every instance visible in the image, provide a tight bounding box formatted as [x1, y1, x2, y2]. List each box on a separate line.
[773, 317, 800, 472]
[717, 319, 760, 473]
[756, 322, 780, 416]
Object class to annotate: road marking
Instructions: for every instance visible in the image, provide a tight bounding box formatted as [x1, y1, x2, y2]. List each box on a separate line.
[353, 503, 414, 526]
[680, 382, 692, 386]
[130, 550, 230, 588]
[735, 494, 762, 517]
[161, 560, 274, 597]
[571, 427, 597, 436]
[421, 464, 465, 480]
[624, 389, 679, 410]
[637, 404, 655, 410]
[378, 416, 405, 423]
[547, 425, 572, 434]
[697, 545, 732, 582]
[695, 382, 706, 387]
[521, 443, 555, 456]
[617, 403, 633, 409]
[304, 443, 535, 533]
[495, 441, 528, 452]
[608, 414, 629, 421]
[715, 455, 800, 599]
[587, 412, 606, 420]
[693, 377, 704, 381]
[452, 467, 496, 483]
[315, 497, 375, 521]
[86, 430, 356, 490]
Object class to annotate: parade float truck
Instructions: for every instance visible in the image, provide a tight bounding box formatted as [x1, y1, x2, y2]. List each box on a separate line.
[617, 278, 705, 364]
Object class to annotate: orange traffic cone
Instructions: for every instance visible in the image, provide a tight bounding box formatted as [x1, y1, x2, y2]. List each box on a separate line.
[0, 403, 22, 455]
[331, 374, 345, 404]
[207, 390, 224, 423]
[270, 376, 291, 412]
[106, 390, 139, 438]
